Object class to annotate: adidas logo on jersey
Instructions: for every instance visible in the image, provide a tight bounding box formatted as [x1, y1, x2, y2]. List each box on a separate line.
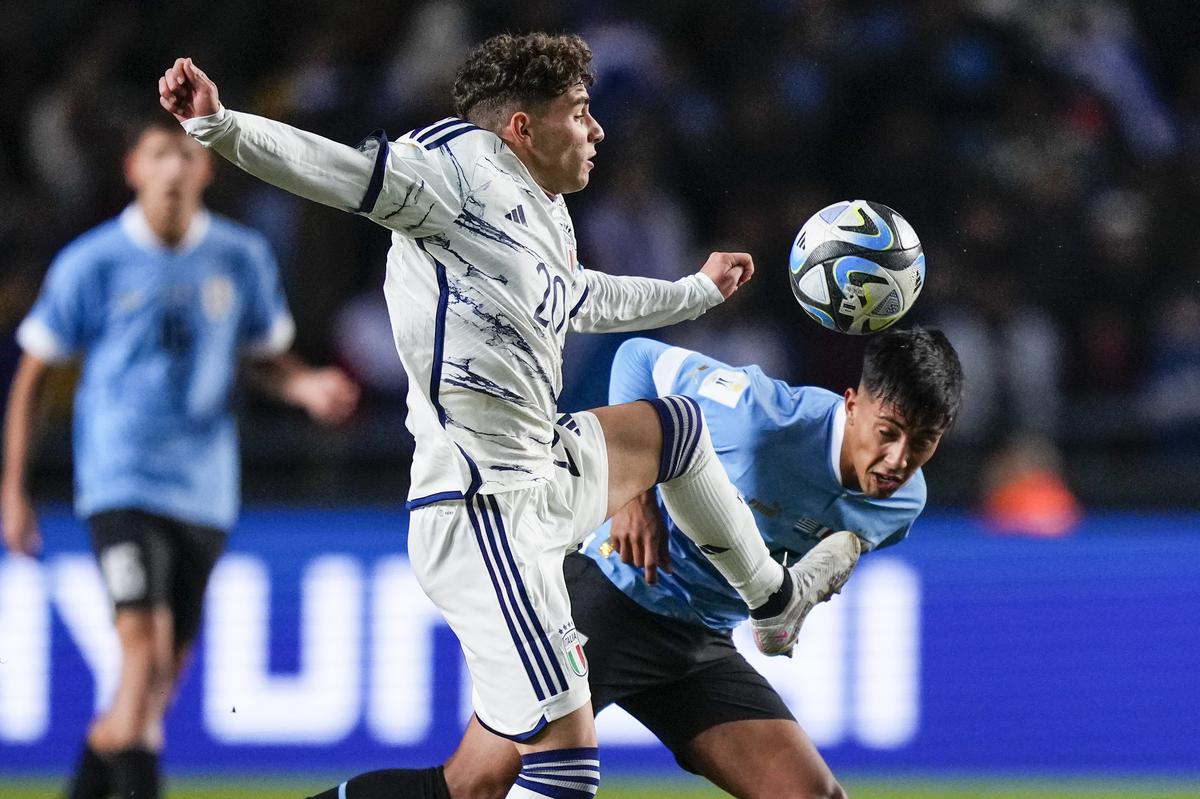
[504, 205, 527, 225]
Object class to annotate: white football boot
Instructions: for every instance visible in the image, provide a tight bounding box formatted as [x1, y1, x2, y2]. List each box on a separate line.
[751, 530, 862, 657]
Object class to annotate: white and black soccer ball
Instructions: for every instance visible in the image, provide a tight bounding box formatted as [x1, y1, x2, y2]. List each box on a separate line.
[788, 200, 924, 335]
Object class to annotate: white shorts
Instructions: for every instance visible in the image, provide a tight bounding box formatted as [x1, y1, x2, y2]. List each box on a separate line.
[407, 411, 609, 740]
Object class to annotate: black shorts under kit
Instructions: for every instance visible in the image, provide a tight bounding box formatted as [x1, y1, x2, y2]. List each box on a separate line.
[88, 508, 226, 647]
[564, 552, 794, 770]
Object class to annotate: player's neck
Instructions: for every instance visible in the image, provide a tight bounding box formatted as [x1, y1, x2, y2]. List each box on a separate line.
[500, 136, 562, 201]
[514, 154, 559, 201]
[138, 199, 198, 248]
[838, 441, 860, 491]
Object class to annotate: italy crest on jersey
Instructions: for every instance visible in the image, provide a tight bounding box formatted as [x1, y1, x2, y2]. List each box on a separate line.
[557, 621, 588, 677]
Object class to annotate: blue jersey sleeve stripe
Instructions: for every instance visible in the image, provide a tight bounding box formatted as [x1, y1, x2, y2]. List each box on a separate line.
[415, 118, 462, 143]
[354, 130, 390, 214]
[425, 123, 479, 150]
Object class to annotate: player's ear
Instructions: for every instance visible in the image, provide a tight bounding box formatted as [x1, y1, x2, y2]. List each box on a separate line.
[844, 387, 859, 424]
[500, 111, 532, 149]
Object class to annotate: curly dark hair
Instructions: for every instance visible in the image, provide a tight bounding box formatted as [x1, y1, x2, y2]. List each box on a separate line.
[452, 32, 595, 126]
[861, 327, 964, 432]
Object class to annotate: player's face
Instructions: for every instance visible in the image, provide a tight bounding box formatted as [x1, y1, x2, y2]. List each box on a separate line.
[125, 128, 212, 210]
[523, 83, 603, 195]
[841, 386, 944, 498]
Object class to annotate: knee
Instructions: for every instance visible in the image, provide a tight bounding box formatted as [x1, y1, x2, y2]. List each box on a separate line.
[122, 637, 173, 686]
[807, 777, 847, 799]
[754, 774, 844, 799]
[447, 763, 515, 799]
[121, 633, 157, 674]
[831, 781, 849, 799]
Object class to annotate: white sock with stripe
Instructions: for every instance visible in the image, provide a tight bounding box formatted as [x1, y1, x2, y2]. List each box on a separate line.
[647, 395, 784, 609]
[507, 747, 600, 798]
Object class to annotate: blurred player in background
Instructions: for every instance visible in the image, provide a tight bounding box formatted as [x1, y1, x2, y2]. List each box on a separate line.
[0, 117, 359, 799]
[159, 33, 858, 799]
[398, 327, 963, 799]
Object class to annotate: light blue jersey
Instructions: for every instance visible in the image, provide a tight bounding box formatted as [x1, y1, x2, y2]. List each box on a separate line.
[17, 205, 294, 530]
[586, 337, 926, 632]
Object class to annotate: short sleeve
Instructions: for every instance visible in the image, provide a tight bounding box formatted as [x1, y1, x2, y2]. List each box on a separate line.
[608, 337, 701, 405]
[16, 245, 97, 363]
[359, 131, 472, 238]
[239, 234, 295, 358]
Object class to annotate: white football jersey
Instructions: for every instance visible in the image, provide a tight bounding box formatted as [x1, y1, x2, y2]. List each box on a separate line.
[184, 109, 724, 504]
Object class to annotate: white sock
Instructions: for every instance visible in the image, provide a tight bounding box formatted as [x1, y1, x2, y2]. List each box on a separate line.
[648, 396, 783, 609]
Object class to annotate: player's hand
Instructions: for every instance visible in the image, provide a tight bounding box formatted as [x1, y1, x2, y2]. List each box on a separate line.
[291, 367, 360, 425]
[610, 491, 671, 585]
[158, 57, 221, 122]
[698, 252, 754, 300]
[1, 490, 42, 557]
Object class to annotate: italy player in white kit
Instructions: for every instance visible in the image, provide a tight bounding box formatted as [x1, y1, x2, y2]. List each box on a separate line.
[159, 34, 858, 799]
[378, 328, 964, 799]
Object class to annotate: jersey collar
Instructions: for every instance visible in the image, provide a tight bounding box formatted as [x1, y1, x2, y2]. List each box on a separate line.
[120, 204, 211, 255]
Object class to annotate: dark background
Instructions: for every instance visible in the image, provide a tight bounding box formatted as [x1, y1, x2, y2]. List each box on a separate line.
[2, 0, 1199, 511]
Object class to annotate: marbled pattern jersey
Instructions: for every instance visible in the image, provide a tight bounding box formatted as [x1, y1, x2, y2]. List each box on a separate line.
[184, 109, 723, 504]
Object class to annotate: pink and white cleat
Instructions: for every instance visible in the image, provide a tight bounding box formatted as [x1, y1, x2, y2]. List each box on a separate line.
[751, 530, 862, 657]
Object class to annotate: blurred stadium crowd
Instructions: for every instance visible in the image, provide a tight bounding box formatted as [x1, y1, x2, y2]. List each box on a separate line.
[1, 0, 1198, 509]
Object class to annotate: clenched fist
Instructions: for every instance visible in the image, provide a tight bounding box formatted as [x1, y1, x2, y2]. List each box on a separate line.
[698, 252, 754, 300]
[159, 57, 221, 122]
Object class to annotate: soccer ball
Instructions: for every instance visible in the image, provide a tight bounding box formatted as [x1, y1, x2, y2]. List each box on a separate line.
[788, 200, 924, 335]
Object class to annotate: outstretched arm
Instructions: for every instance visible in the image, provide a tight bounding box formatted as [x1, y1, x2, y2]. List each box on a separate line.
[159, 58, 379, 213]
[569, 252, 754, 334]
[243, 353, 360, 426]
[160, 58, 463, 236]
[1, 354, 53, 556]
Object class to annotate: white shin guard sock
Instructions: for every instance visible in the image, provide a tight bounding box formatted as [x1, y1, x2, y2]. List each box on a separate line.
[651, 397, 783, 609]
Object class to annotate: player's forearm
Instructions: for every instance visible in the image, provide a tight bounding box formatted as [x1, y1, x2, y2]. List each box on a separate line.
[242, 351, 306, 406]
[182, 107, 377, 212]
[1, 356, 49, 500]
[244, 353, 358, 425]
[570, 271, 724, 334]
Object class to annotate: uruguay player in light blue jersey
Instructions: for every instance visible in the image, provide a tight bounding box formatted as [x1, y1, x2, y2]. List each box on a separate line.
[595, 333, 936, 632]
[1, 117, 358, 799]
[416, 327, 962, 799]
